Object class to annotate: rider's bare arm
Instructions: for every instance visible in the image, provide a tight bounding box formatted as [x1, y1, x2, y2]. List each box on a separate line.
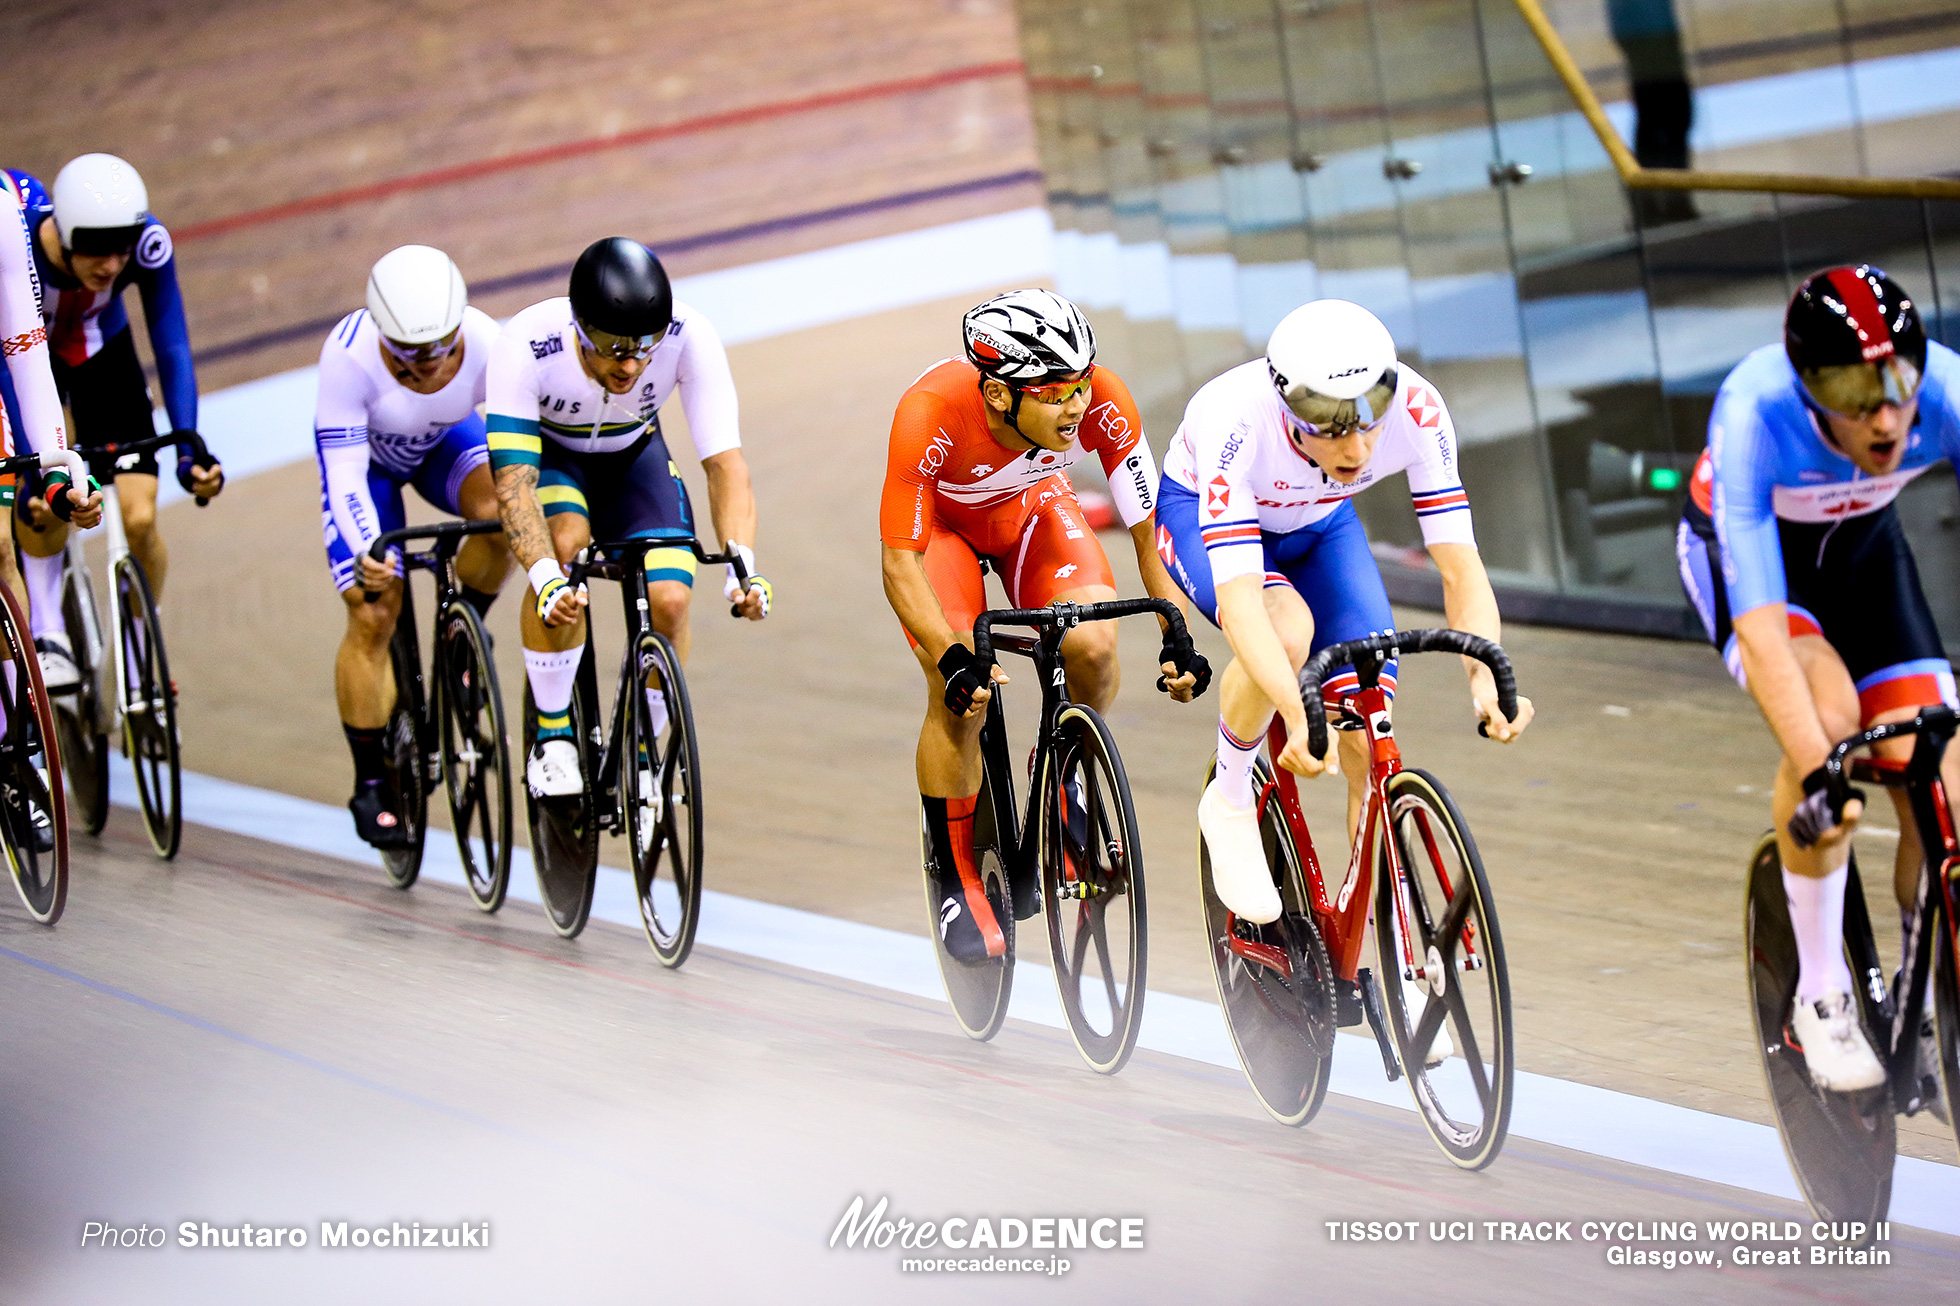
[1733, 604, 1837, 775]
[1430, 541, 1532, 742]
[492, 462, 555, 572]
[1215, 573, 1308, 736]
[703, 449, 756, 553]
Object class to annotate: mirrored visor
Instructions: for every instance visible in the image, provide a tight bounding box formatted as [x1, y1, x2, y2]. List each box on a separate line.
[1015, 369, 1094, 405]
[1277, 366, 1399, 437]
[574, 319, 659, 362]
[67, 223, 146, 257]
[1800, 355, 1923, 418]
[379, 327, 462, 366]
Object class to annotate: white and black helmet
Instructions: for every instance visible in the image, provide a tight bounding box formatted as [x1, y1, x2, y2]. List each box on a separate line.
[52, 153, 151, 256]
[366, 244, 467, 345]
[962, 289, 1097, 385]
[1266, 299, 1399, 436]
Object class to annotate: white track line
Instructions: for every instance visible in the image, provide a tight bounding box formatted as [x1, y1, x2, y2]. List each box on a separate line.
[103, 765, 1960, 1236]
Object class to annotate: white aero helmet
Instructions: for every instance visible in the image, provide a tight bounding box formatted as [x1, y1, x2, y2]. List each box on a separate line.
[366, 244, 467, 345]
[1266, 299, 1399, 435]
[962, 288, 1097, 385]
[52, 153, 151, 254]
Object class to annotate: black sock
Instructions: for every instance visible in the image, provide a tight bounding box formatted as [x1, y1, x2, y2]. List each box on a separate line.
[344, 724, 386, 785]
[461, 586, 497, 620]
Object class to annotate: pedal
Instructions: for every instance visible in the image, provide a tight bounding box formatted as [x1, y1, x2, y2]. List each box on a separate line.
[1357, 967, 1403, 1082]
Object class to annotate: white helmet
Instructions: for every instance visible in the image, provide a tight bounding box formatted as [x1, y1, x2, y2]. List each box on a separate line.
[1266, 299, 1399, 434]
[366, 244, 467, 344]
[52, 153, 150, 253]
[963, 288, 1097, 384]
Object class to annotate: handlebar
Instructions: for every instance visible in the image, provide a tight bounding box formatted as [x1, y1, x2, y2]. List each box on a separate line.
[83, 430, 218, 506]
[361, 519, 506, 603]
[1299, 627, 1518, 761]
[972, 597, 1190, 666]
[0, 448, 91, 507]
[566, 537, 754, 619]
[1817, 704, 1959, 806]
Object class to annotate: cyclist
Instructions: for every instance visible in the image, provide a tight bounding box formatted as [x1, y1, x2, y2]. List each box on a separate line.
[880, 289, 1210, 963]
[3, 154, 224, 691]
[1, 174, 103, 616]
[1160, 299, 1531, 1045]
[486, 236, 769, 799]
[316, 244, 510, 847]
[1679, 264, 1959, 1096]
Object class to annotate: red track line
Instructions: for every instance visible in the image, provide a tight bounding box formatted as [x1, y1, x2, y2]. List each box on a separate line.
[173, 60, 1026, 244]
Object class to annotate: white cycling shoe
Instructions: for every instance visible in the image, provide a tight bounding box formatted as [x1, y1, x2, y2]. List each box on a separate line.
[1401, 974, 1452, 1067]
[1199, 777, 1281, 924]
[1789, 992, 1887, 1092]
[526, 738, 583, 798]
[35, 636, 80, 692]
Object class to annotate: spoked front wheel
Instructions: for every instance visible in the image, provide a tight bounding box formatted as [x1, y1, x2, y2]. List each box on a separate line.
[437, 601, 511, 912]
[924, 732, 1015, 1041]
[1745, 835, 1896, 1228]
[524, 678, 598, 938]
[56, 556, 108, 837]
[1202, 758, 1338, 1126]
[1043, 704, 1147, 1075]
[113, 557, 181, 859]
[379, 633, 428, 889]
[624, 632, 703, 968]
[0, 585, 67, 922]
[1373, 768, 1514, 1170]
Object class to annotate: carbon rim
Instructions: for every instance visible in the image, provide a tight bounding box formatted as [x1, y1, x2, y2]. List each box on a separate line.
[438, 602, 511, 912]
[626, 633, 703, 968]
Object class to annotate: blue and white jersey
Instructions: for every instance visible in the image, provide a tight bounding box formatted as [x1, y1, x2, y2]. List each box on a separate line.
[0, 168, 197, 431]
[313, 305, 496, 556]
[1693, 341, 1960, 616]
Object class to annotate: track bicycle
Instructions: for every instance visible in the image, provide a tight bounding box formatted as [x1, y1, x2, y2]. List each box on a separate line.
[0, 449, 86, 922]
[525, 536, 751, 964]
[1199, 628, 1520, 1169]
[1744, 705, 1960, 1239]
[361, 521, 513, 909]
[925, 596, 1193, 1075]
[47, 430, 217, 860]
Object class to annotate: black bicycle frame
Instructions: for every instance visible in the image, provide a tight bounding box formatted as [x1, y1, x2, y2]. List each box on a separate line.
[970, 597, 1187, 884]
[566, 536, 749, 830]
[365, 519, 506, 764]
[1820, 704, 1960, 1113]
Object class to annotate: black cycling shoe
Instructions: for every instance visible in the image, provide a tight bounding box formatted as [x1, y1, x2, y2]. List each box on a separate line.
[348, 780, 410, 849]
[930, 862, 1006, 964]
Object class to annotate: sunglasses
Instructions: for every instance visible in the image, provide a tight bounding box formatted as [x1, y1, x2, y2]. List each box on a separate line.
[379, 328, 462, 366]
[574, 319, 659, 362]
[1015, 371, 1094, 405]
[1800, 355, 1922, 419]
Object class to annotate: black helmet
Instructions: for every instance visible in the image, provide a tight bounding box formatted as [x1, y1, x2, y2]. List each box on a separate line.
[1785, 265, 1927, 415]
[569, 237, 673, 341]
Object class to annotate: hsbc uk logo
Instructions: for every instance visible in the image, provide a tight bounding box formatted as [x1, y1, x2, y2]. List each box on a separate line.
[1206, 476, 1231, 519]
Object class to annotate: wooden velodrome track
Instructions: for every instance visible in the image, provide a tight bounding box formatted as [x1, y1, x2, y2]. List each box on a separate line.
[3, 1, 1959, 1299]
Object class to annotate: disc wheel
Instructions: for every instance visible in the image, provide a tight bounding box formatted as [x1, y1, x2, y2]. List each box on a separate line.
[524, 678, 598, 938]
[378, 632, 428, 889]
[625, 632, 703, 968]
[113, 557, 181, 859]
[1201, 758, 1337, 1126]
[1745, 835, 1895, 1230]
[437, 601, 511, 912]
[1935, 912, 1960, 1161]
[56, 558, 108, 838]
[1043, 704, 1147, 1075]
[923, 736, 1015, 1041]
[1373, 768, 1514, 1170]
[0, 585, 67, 923]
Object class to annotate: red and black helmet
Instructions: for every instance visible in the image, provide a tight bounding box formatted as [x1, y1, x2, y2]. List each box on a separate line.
[1784, 265, 1927, 415]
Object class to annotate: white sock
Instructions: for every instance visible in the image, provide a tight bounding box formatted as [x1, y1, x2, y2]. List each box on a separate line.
[523, 648, 581, 717]
[643, 686, 669, 739]
[21, 553, 64, 641]
[1785, 864, 1855, 1003]
[1215, 718, 1263, 809]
